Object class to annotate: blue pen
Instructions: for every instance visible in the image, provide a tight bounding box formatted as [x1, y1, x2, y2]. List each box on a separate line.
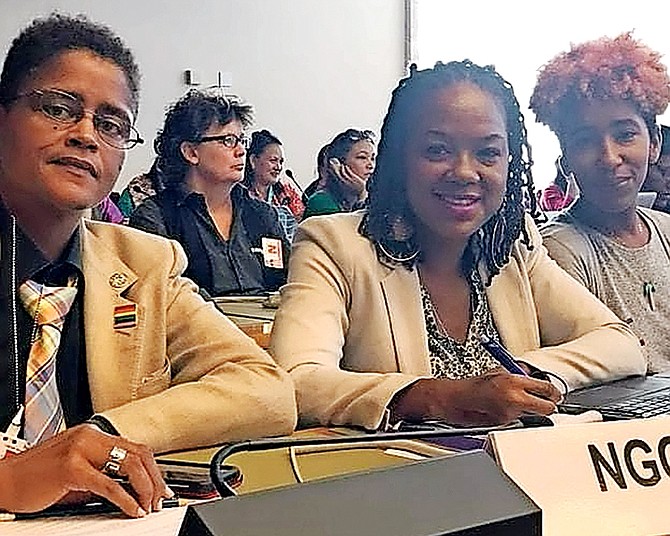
[480, 336, 528, 376]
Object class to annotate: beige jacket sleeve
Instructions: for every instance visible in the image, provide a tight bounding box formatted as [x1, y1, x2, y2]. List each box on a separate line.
[501, 219, 646, 390]
[271, 215, 645, 431]
[84, 224, 296, 453]
[270, 216, 423, 430]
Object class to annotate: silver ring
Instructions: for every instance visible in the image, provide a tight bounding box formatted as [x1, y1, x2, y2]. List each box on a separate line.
[102, 445, 128, 476]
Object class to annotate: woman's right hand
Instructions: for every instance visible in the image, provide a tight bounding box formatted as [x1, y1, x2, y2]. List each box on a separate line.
[329, 158, 367, 197]
[0, 424, 170, 516]
[389, 371, 562, 426]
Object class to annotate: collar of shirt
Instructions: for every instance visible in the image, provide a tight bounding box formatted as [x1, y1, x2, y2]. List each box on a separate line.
[172, 182, 252, 206]
[0, 200, 84, 285]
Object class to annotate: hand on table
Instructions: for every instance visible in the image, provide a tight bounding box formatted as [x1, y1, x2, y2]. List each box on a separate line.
[0, 424, 170, 517]
[390, 371, 562, 426]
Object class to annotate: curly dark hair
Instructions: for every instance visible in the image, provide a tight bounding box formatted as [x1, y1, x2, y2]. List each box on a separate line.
[0, 13, 140, 115]
[530, 32, 670, 136]
[360, 60, 537, 282]
[326, 129, 375, 162]
[154, 89, 253, 188]
[242, 129, 282, 188]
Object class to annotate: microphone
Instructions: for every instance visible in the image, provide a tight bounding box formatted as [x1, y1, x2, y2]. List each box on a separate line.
[209, 423, 519, 496]
[284, 169, 304, 196]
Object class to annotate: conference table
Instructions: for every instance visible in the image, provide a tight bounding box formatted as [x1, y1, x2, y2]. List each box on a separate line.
[3, 428, 457, 535]
[9, 296, 659, 534]
[3, 297, 282, 535]
[0, 297, 525, 534]
[212, 295, 277, 348]
[3, 506, 187, 536]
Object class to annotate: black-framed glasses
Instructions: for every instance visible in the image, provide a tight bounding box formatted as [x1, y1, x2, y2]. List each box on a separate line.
[198, 133, 250, 149]
[14, 88, 143, 150]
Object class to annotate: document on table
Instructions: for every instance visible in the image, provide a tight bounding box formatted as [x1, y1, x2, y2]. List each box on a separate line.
[1, 505, 187, 536]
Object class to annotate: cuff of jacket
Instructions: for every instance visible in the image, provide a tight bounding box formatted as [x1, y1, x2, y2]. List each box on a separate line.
[86, 414, 120, 436]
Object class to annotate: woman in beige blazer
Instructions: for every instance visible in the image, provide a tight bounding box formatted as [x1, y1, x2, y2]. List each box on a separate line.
[271, 60, 645, 431]
[0, 14, 295, 517]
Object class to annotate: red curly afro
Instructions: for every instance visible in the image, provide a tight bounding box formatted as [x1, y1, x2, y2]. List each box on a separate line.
[530, 32, 670, 134]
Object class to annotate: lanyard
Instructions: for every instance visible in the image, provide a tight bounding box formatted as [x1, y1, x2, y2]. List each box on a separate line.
[9, 214, 20, 411]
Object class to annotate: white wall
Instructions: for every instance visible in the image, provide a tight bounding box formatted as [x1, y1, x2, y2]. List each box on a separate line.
[0, 0, 405, 189]
[413, 0, 670, 188]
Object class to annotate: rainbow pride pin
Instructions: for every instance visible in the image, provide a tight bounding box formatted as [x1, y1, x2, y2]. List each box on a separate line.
[113, 303, 137, 329]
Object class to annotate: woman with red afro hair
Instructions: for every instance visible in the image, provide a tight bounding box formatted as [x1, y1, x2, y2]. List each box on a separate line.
[533, 33, 670, 372]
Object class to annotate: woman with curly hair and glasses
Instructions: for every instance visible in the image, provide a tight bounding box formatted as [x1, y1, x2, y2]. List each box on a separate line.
[303, 128, 376, 218]
[129, 90, 289, 296]
[533, 33, 670, 372]
[270, 60, 644, 430]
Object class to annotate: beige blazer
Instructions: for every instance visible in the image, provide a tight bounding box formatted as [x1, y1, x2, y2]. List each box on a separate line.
[270, 212, 645, 430]
[80, 219, 296, 453]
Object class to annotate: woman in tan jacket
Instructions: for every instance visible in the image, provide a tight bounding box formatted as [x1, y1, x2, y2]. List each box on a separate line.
[270, 60, 645, 431]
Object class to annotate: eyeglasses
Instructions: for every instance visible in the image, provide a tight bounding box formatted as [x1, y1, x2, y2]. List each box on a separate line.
[198, 133, 250, 149]
[13, 88, 144, 150]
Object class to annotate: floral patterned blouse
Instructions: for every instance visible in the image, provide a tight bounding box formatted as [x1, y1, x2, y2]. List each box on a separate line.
[421, 270, 501, 379]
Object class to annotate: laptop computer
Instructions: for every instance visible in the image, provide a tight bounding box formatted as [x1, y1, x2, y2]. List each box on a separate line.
[560, 373, 670, 420]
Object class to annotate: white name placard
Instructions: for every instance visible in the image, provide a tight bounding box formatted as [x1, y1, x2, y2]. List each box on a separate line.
[489, 416, 670, 536]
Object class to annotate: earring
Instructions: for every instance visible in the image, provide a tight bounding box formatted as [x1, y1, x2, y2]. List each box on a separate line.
[389, 214, 413, 242]
[377, 213, 419, 264]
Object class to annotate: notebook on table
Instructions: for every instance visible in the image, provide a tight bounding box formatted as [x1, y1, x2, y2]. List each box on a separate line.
[560, 373, 670, 420]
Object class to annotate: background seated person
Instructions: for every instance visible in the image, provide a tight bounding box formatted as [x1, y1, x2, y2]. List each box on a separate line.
[270, 60, 645, 431]
[641, 124, 670, 213]
[534, 34, 670, 373]
[537, 157, 577, 212]
[0, 14, 296, 516]
[243, 129, 304, 241]
[302, 142, 330, 204]
[116, 159, 161, 220]
[303, 129, 376, 218]
[130, 90, 290, 296]
[90, 193, 124, 223]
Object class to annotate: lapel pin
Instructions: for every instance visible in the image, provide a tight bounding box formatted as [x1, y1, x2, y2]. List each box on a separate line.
[109, 272, 129, 289]
[113, 303, 137, 329]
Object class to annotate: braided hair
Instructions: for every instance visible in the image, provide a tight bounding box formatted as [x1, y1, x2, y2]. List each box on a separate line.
[360, 60, 538, 282]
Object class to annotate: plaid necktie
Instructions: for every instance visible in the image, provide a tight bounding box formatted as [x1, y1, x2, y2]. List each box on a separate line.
[19, 278, 78, 446]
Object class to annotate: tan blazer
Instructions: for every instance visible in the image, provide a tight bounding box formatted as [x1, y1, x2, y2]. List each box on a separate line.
[270, 212, 645, 430]
[80, 219, 296, 453]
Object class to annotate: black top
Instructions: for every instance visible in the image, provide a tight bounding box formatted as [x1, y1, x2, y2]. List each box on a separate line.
[130, 184, 289, 296]
[0, 203, 91, 432]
